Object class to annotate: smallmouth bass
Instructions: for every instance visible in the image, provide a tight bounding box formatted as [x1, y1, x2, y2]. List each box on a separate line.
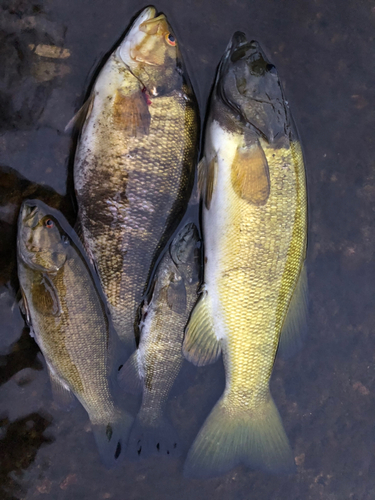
[183, 33, 308, 477]
[17, 199, 133, 467]
[119, 222, 200, 457]
[74, 6, 199, 352]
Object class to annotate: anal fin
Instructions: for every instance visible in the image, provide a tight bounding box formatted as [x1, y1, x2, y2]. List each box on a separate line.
[118, 351, 143, 395]
[278, 263, 308, 359]
[182, 290, 221, 366]
[46, 363, 76, 410]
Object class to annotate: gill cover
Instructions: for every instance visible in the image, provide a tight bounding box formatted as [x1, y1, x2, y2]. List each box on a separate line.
[18, 200, 70, 273]
[217, 32, 289, 143]
[118, 6, 183, 95]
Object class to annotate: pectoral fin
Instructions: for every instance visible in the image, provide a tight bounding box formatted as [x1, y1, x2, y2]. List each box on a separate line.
[31, 275, 61, 317]
[278, 264, 308, 359]
[31, 276, 61, 317]
[113, 89, 150, 136]
[182, 291, 221, 366]
[231, 140, 270, 205]
[166, 275, 187, 314]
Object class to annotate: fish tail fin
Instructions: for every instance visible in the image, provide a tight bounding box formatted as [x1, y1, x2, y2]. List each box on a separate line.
[92, 410, 133, 468]
[184, 391, 295, 478]
[128, 412, 181, 459]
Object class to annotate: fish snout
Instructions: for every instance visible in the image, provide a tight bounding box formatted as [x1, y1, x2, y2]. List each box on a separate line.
[21, 202, 39, 228]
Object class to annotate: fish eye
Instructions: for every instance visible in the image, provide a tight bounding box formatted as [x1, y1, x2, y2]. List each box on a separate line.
[44, 219, 54, 229]
[165, 33, 176, 46]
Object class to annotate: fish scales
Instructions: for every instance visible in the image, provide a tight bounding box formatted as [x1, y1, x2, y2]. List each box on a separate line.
[17, 200, 133, 466]
[121, 223, 200, 457]
[212, 135, 306, 408]
[24, 246, 113, 417]
[183, 34, 307, 477]
[74, 7, 199, 351]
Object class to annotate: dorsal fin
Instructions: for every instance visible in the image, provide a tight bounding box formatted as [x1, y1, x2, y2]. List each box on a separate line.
[278, 263, 308, 359]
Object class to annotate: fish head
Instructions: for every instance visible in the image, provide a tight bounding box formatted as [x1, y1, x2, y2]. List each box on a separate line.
[170, 223, 200, 281]
[217, 32, 288, 142]
[18, 200, 70, 273]
[118, 6, 183, 95]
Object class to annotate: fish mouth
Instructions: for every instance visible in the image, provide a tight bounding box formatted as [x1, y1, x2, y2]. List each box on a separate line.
[228, 33, 261, 64]
[218, 33, 269, 81]
[216, 33, 277, 121]
[118, 6, 159, 68]
[215, 32, 251, 118]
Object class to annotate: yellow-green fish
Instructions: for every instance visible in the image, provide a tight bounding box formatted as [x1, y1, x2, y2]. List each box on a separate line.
[73, 6, 199, 353]
[119, 222, 200, 457]
[17, 199, 133, 467]
[182, 33, 308, 477]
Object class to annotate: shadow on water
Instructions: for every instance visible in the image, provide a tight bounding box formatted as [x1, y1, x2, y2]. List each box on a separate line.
[0, 327, 43, 387]
[0, 412, 54, 500]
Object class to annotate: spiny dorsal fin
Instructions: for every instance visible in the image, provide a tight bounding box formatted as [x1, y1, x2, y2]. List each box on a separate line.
[231, 139, 270, 205]
[182, 290, 221, 366]
[65, 93, 94, 133]
[278, 263, 308, 359]
[113, 89, 150, 136]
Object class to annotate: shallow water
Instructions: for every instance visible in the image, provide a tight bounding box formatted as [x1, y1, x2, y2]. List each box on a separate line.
[1, 0, 375, 498]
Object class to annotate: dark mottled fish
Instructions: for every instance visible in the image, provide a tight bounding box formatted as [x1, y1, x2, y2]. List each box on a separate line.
[183, 33, 308, 477]
[17, 199, 133, 467]
[119, 222, 200, 457]
[74, 6, 199, 352]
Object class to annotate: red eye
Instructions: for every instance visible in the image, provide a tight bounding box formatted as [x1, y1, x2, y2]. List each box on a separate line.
[165, 33, 176, 46]
[45, 219, 54, 229]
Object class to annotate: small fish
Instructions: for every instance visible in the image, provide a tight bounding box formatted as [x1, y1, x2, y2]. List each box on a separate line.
[119, 222, 200, 457]
[17, 199, 133, 467]
[73, 6, 199, 353]
[182, 33, 308, 477]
